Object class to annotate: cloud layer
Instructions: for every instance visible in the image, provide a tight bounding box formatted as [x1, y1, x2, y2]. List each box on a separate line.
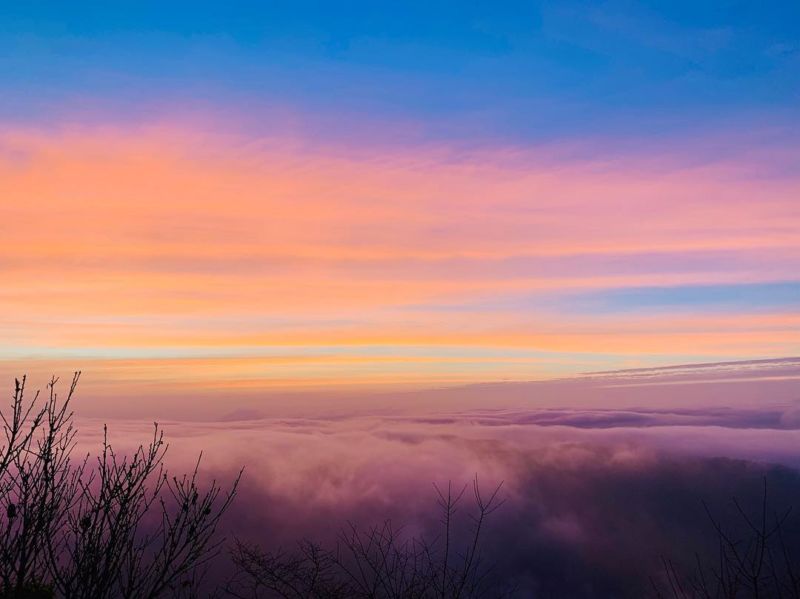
[72, 399, 800, 596]
[1, 125, 799, 402]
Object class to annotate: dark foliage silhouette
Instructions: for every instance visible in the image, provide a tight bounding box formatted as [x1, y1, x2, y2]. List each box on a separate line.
[654, 478, 800, 599]
[227, 479, 510, 599]
[0, 374, 240, 599]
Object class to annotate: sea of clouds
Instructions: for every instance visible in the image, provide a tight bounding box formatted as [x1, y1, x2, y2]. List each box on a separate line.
[59, 358, 800, 595]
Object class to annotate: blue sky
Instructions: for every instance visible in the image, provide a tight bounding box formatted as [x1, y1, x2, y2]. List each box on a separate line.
[0, 1, 798, 390]
[1, 1, 798, 143]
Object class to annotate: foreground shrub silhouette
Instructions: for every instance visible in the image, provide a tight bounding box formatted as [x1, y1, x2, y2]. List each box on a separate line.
[654, 479, 800, 599]
[0, 373, 240, 599]
[227, 479, 510, 599]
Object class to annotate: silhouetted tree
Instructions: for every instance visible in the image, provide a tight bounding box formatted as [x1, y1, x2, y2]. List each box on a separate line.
[0, 373, 240, 599]
[227, 478, 509, 599]
[653, 478, 800, 599]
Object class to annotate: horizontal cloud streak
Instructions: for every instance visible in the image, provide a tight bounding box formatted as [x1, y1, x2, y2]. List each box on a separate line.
[1, 124, 799, 395]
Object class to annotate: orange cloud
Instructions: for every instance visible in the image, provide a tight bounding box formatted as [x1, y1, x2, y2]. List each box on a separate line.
[2, 123, 799, 400]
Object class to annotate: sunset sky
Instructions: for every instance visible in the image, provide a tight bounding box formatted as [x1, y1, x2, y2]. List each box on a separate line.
[2, 1, 799, 403]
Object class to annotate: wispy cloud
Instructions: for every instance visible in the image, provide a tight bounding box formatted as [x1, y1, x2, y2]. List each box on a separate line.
[1, 124, 798, 397]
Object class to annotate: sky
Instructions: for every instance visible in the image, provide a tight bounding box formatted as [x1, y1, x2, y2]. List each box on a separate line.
[1, 1, 799, 406]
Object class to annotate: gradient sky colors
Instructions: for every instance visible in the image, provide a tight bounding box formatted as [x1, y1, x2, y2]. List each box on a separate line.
[1, 2, 799, 403]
